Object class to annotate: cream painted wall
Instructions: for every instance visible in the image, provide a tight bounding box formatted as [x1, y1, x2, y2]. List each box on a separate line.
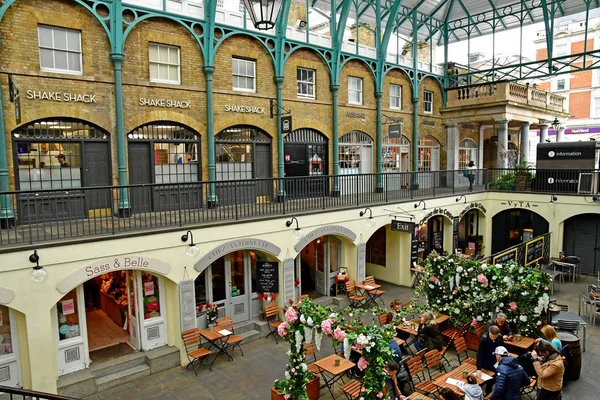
[2, 191, 600, 393]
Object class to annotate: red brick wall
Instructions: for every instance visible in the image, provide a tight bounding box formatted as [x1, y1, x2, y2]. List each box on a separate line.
[569, 91, 591, 118]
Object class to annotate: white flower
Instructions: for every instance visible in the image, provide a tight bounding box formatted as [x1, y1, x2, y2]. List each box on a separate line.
[304, 326, 313, 343]
[492, 276, 498, 280]
[295, 330, 303, 353]
[477, 316, 483, 321]
[449, 295, 453, 299]
[455, 273, 461, 288]
[499, 302, 504, 308]
[468, 268, 473, 272]
[307, 316, 314, 326]
[522, 292, 528, 296]
[481, 264, 488, 270]
[456, 266, 464, 273]
[429, 284, 435, 289]
[449, 276, 454, 291]
[343, 338, 351, 360]
[462, 285, 469, 291]
[300, 363, 308, 372]
[285, 371, 291, 379]
[503, 277, 511, 283]
[519, 315, 528, 322]
[454, 308, 461, 314]
[300, 315, 307, 324]
[314, 330, 323, 352]
[437, 299, 441, 303]
[537, 320, 542, 326]
[495, 264, 502, 268]
[329, 313, 337, 318]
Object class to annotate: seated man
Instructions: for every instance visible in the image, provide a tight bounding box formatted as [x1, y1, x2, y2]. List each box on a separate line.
[383, 361, 410, 399]
[486, 312, 514, 341]
[477, 325, 504, 394]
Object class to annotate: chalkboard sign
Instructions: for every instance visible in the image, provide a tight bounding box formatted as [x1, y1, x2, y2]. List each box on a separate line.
[257, 261, 279, 293]
[453, 217, 459, 253]
[410, 224, 419, 266]
[525, 237, 545, 266]
[492, 248, 518, 265]
[433, 231, 443, 251]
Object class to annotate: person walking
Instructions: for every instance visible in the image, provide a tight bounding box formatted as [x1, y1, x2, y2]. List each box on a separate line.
[415, 312, 443, 351]
[477, 325, 504, 394]
[466, 160, 477, 191]
[490, 346, 530, 400]
[532, 341, 565, 400]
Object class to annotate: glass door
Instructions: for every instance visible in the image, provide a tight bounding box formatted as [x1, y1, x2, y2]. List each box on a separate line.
[228, 251, 249, 323]
[127, 271, 140, 350]
[0, 306, 21, 387]
[210, 258, 228, 321]
[315, 238, 327, 295]
[55, 286, 89, 375]
[136, 272, 167, 350]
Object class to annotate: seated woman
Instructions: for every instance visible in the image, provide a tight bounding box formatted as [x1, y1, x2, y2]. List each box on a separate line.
[386, 299, 403, 324]
[536, 325, 562, 351]
[415, 312, 443, 352]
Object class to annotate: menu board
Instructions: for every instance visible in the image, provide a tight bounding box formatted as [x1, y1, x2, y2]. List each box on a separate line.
[283, 259, 295, 303]
[433, 231, 443, 251]
[453, 217, 459, 253]
[492, 248, 518, 265]
[411, 224, 420, 266]
[525, 236, 545, 266]
[357, 243, 366, 282]
[179, 279, 197, 332]
[257, 261, 279, 293]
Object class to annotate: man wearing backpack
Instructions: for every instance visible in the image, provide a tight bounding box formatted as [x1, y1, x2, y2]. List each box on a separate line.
[490, 346, 530, 400]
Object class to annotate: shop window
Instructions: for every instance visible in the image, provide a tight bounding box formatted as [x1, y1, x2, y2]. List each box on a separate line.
[338, 131, 373, 174]
[556, 79, 566, 91]
[141, 273, 161, 320]
[389, 84, 401, 109]
[194, 270, 207, 307]
[211, 258, 227, 302]
[13, 119, 109, 190]
[38, 25, 82, 74]
[383, 135, 410, 172]
[423, 90, 433, 114]
[0, 305, 13, 355]
[418, 135, 440, 172]
[232, 57, 256, 92]
[348, 76, 363, 105]
[230, 251, 245, 297]
[215, 126, 271, 181]
[56, 289, 81, 341]
[458, 138, 478, 170]
[297, 68, 315, 99]
[555, 43, 568, 57]
[366, 226, 386, 266]
[149, 43, 180, 84]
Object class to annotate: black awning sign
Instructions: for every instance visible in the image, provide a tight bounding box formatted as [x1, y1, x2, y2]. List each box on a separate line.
[282, 116, 292, 134]
[389, 123, 402, 138]
[391, 220, 413, 232]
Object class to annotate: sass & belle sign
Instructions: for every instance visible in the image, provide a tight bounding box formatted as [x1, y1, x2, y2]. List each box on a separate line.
[26, 90, 97, 103]
[139, 98, 191, 109]
[56, 256, 171, 294]
[225, 104, 265, 114]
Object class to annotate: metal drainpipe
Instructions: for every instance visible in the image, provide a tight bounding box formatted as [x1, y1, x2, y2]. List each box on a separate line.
[204, 65, 218, 208]
[332, 85, 340, 196]
[375, 91, 383, 192]
[111, 53, 131, 216]
[276, 76, 285, 201]
[0, 77, 15, 227]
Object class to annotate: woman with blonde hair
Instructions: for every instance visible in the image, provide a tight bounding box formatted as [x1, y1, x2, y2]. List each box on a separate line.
[415, 312, 443, 351]
[537, 325, 562, 351]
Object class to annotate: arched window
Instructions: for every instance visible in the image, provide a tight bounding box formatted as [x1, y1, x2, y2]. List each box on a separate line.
[338, 131, 373, 174]
[458, 138, 478, 170]
[383, 135, 410, 172]
[128, 122, 200, 183]
[215, 126, 271, 181]
[418, 135, 440, 171]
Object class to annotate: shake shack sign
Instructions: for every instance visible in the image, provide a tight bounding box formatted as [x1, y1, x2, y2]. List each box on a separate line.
[140, 98, 191, 109]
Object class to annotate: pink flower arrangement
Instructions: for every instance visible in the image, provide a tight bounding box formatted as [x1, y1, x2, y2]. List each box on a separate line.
[509, 301, 518, 311]
[283, 395, 290, 400]
[429, 275, 439, 283]
[277, 321, 289, 337]
[321, 319, 333, 335]
[285, 307, 298, 323]
[477, 274, 488, 285]
[471, 316, 478, 327]
[333, 327, 346, 342]
[357, 357, 369, 371]
[377, 392, 384, 399]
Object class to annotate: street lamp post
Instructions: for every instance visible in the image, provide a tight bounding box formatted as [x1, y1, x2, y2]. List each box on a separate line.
[243, 0, 283, 30]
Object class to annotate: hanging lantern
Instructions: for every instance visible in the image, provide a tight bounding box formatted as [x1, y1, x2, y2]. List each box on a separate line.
[243, 0, 283, 30]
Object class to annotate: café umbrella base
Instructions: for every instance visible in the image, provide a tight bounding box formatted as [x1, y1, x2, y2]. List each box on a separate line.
[271, 376, 320, 400]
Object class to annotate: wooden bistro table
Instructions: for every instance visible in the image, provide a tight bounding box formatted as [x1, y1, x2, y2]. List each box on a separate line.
[356, 282, 382, 307]
[199, 327, 234, 366]
[503, 336, 536, 355]
[396, 313, 451, 337]
[314, 353, 356, 399]
[433, 362, 494, 396]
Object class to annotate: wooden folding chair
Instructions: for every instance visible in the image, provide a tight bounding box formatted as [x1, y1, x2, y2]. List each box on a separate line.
[297, 294, 309, 302]
[345, 280, 367, 308]
[302, 342, 323, 375]
[406, 355, 428, 392]
[364, 276, 386, 306]
[182, 328, 214, 375]
[454, 336, 471, 365]
[378, 313, 389, 327]
[264, 303, 283, 344]
[340, 378, 364, 400]
[441, 321, 470, 343]
[216, 316, 245, 357]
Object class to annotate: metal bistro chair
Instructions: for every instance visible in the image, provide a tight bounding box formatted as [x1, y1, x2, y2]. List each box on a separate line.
[556, 320, 580, 337]
[563, 256, 581, 281]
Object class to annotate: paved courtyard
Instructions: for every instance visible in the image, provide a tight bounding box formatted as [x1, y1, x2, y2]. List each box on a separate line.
[84, 276, 600, 400]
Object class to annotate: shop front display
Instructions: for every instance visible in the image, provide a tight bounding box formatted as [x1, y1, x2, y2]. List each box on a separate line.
[491, 209, 549, 254]
[0, 305, 21, 388]
[284, 128, 329, 199]
[295, 236, 341, 297]
[419, 216, 445, 255]
[457, 209, 483, 257]
[338, 131, 374, 195]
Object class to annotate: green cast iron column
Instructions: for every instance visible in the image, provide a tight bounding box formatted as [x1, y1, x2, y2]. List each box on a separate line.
[111, 53, 131, 215]
[275, 76, 285, 200]
[375, 91, 383, 192]
[0, 79, 15, 227]
[412, 96, 419, 188]
[331, 84, 340, 196]
[204, 65, 218, 207]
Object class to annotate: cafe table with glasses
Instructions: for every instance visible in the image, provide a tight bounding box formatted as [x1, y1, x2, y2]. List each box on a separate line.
[502, 335, 536, 354]
[395, 313, 451, 337]
[355, 282, 382, 307]
[199, 327, 234, 366]
[433, 362, 495, 396]
[314, 353, 355, 399]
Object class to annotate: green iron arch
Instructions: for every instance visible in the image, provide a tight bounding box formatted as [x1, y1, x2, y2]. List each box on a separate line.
[213, 31, 276, 68]
[283, 44, 334, 78]
[339, 55, 378, 84]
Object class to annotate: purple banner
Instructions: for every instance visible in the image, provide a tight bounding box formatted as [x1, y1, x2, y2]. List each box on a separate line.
[535, 127, 600, 136]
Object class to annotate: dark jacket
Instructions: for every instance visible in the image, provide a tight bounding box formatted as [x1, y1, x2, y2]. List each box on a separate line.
[486, 319, 513, 337]
[490, 356, 530, 400]
[417, 323, 443, 350]
[476, 334, 504, 371]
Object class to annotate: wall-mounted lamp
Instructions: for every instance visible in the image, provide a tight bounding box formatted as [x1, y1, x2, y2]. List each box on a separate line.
[456, 195, 467, 204]
[414, 200, 426, 210]
[29, 250, 48, 283]
[359, 207, 376, 227]
[286, 217, 304, 239]
[552, 117, 561, 133]
[549, 195, 558, 210]
[181, 230, 200, 258]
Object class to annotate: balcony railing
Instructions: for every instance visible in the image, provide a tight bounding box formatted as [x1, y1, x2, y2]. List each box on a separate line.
[0, 169, 596, 249]
[446, 81, 565, 112]
[0, 386, 75, 400]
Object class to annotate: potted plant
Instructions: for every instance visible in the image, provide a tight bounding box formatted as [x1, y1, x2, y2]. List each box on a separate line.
[514, 161, 534, 191]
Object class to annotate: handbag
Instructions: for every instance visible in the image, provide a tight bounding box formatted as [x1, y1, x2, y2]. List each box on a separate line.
[463, 170, 469, 177]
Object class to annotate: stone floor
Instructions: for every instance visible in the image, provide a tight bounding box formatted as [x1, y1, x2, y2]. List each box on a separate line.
[83, 275, 600, 400]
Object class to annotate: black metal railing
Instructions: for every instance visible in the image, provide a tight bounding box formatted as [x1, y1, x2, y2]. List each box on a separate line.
[0, 386, 76, 400]
[481, 232, 552, 267]
[0, 168, 595, 248]
[486, 168, 600, 194]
